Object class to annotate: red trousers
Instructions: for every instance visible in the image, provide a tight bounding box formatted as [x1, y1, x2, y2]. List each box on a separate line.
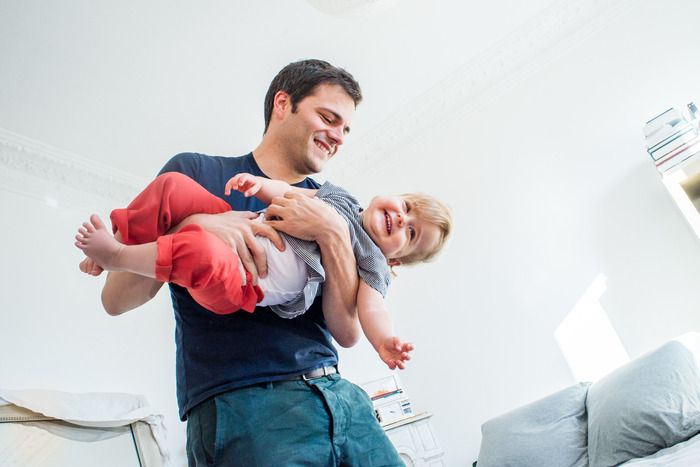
[110, 172, 263, 314]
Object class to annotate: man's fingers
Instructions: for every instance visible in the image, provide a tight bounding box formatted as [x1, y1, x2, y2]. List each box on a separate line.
[236, 228, 269, 280]
[222, 210, 259, 220]
[269, 195, 292, 207]
[236, 258, 247, 286]
[264, 205, 282, 219]
[236, 211, 260, 219]
[238, 250, 258, 285]
[234, 237, 259, 284]
[253, 223, 285, 252]
[242, 231, 268, 279]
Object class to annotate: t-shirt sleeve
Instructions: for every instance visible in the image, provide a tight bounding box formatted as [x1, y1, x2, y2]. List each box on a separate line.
[158, 152, 202, 179]
[315, 182, 357, 217]
[357, 254, 392, 297]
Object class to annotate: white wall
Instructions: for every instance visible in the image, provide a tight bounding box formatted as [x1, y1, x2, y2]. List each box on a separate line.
[0, 177, 186, 462]
[3, 1, 700, 466]
[332, 1, 700, 464]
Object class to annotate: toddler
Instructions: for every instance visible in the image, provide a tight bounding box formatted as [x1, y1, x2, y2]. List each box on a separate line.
[75, 172, 452, 369]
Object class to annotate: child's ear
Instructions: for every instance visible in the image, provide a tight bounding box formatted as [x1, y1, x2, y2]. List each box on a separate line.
[387, 258, 402, 267]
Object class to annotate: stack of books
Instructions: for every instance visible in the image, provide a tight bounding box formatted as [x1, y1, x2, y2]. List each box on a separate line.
[644, 106, 700, 174]
[360, 374, 414, 426]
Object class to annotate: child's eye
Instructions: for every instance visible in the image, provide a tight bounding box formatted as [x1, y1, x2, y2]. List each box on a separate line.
[409, 226, 416, 240]
[403, 200, 411, 213]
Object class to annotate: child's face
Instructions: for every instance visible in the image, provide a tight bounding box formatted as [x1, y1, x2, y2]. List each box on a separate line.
[362, 195, 441, 265]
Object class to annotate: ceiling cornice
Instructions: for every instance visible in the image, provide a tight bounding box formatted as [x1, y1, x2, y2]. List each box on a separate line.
[0, 0, 632, 196]
[331, 0, 632, 175]
[0, 127, 145, 205]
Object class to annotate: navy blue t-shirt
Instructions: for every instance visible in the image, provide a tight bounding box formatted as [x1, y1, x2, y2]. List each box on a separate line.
[158, 152, 338, 420]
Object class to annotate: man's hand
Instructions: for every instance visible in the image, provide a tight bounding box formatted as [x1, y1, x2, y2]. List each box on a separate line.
[179, 211, 285, 284]
[79, 257, 104, 276]
[265, 192, 346, 241]
[378, 337, 414, 370]
[267, 191, 360, 347]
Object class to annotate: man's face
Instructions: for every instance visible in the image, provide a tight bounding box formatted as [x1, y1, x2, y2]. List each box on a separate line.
[281, 84, 355, 175]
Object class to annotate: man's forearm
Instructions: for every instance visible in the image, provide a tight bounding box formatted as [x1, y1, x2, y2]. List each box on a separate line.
[318, 228, 360, 347]
[101, 271, 163, 315]
[263, 192, 360, 345]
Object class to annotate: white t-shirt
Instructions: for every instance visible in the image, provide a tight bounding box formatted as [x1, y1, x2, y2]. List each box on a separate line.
[252, 217, 308, 308]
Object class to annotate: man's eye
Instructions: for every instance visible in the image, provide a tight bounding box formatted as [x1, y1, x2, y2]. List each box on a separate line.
[321, 115, 332, 123]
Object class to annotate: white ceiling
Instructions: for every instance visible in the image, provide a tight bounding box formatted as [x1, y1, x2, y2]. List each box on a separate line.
[2, 0, 584, 181]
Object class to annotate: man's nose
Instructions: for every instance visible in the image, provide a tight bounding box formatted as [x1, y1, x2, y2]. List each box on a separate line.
[327, 127, 344, 148]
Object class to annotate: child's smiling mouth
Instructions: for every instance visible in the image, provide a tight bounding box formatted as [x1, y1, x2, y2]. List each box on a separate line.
[384, 211, 392, 234]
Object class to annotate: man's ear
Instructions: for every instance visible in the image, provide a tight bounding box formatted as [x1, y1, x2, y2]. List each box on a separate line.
[387, 258, 401, 267]
[273, 91, 291, 119]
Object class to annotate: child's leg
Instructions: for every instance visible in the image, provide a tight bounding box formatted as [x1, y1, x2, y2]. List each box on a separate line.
[111, 172, 231, 244]
[76, 215, 262, 314]
[75, 214, 158, 277]
[156, 224, 263, 314]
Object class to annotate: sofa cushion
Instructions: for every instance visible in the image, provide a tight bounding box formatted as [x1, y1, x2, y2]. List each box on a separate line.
[477, 382, 590, 467]
[620, 432, 700, 466]
[587, 340, 700, 467]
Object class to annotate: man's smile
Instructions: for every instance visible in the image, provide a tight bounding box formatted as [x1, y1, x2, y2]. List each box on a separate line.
[314, 138, 331, 156]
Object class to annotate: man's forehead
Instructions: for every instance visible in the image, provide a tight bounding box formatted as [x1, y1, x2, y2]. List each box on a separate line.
[308, 84, 354, 105]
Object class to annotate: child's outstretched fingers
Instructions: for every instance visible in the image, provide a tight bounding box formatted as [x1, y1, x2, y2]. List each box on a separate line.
[224, 175, 238, 196]
[225, 173, 260, 197]
[379, 336, 414, 370]
[224, 174, 246, 195]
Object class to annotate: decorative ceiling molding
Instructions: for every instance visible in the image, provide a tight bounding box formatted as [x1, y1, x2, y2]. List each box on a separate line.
[0, 127, 146, 205]
[306, 0, 399, 17]
[0, 0, 632, 195]
[333, 0, 632, 175]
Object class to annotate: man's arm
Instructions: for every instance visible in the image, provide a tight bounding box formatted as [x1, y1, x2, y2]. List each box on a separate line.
[101, 271, 164, 316]
[99, 204, 286, 314]
[265, 192, 361, 347]
[317, 217, 361, 347]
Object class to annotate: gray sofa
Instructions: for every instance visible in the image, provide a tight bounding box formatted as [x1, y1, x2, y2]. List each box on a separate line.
[477, 332, 700, 467]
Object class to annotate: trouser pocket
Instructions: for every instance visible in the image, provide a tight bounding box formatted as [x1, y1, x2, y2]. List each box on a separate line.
[186, 397, 219, 466]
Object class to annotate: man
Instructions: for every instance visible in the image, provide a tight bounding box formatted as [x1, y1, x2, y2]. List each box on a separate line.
[100, 59, 403, 466]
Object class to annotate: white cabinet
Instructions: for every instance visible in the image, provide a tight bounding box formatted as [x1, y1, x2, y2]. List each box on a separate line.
[661, 154, 700, 240]
[384, 413, 445, 466]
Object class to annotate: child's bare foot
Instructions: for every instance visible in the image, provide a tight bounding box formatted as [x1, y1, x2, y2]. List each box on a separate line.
[74, 214, 123, 271]
[79, 257, 104, 276]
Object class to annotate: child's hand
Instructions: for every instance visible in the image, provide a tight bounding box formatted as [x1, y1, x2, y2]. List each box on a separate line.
[378, 336, 414, 370]
[79, 257, 104, 276]
[225, 173, 262, 197]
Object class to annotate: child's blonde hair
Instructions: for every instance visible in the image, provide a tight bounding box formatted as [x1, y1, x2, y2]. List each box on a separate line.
[395, 193, 453, 266]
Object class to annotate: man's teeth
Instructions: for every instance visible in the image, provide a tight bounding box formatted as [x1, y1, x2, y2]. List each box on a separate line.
[315, 141, 330, 155]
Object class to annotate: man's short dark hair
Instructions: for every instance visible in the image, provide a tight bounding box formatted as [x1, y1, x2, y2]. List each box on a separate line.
[263, 59, 362, 133]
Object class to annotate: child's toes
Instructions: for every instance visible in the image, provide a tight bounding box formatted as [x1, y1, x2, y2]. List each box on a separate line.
[90, 214, 106, 230]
